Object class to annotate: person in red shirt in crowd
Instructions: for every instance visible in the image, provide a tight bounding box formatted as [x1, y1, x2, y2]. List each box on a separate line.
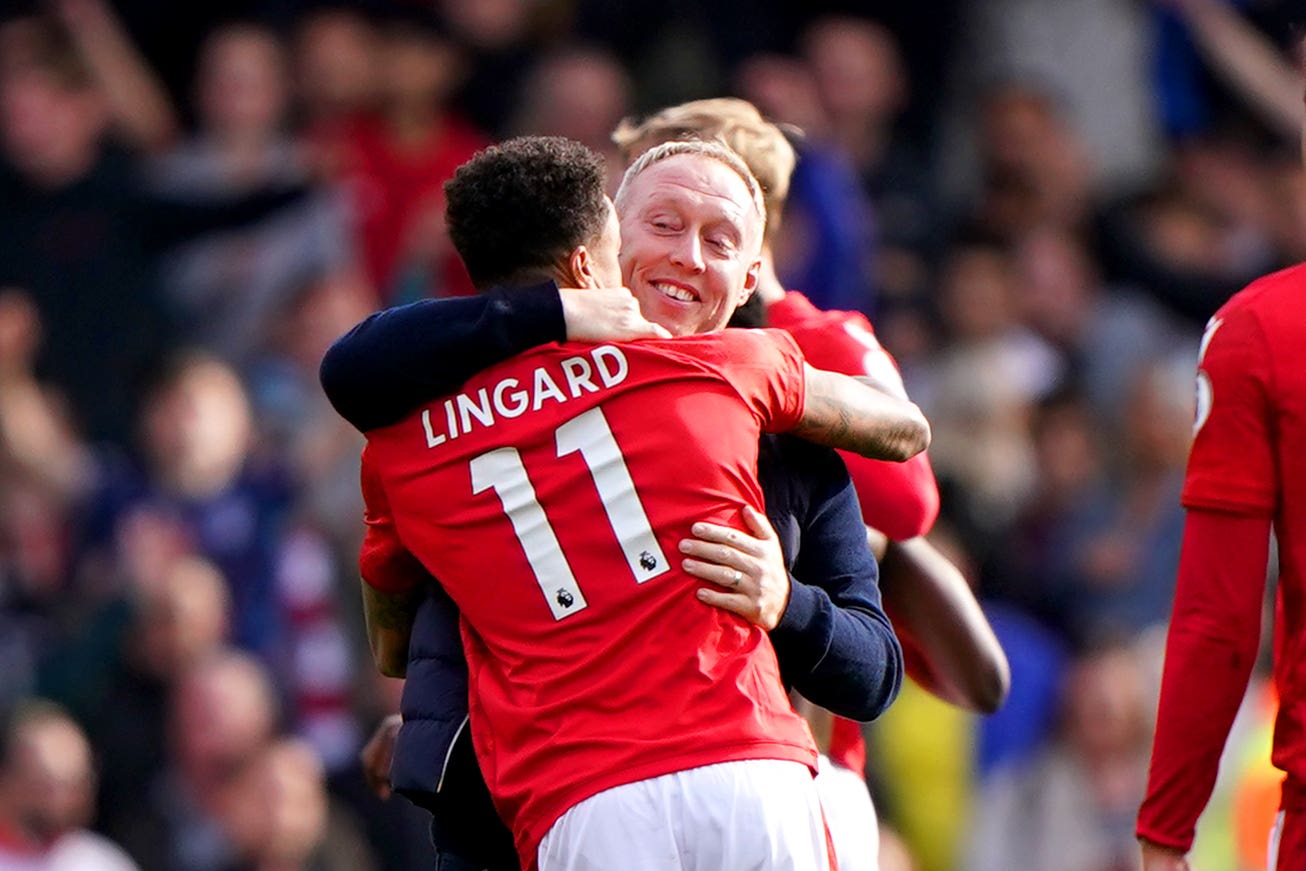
[1137, 43, 1306, 865]
[313, 9, 487, 303]
[355, 136, 928, 870]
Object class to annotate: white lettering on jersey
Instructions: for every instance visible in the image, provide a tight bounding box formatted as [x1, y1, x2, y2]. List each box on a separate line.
[1193, 317, 1223, 435]
[420, 346, 631, 447]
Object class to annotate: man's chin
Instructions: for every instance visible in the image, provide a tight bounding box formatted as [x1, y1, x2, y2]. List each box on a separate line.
[638, 298, 698, 337]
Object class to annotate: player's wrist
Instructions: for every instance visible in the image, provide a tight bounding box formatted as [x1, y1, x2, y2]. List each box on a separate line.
[1137, 834, 1187, 856]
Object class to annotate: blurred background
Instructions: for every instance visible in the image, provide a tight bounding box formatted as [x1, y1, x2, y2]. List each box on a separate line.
[0, 0, 1299, 869]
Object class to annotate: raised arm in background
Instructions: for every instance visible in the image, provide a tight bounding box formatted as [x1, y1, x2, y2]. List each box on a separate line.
[53, 0, 179, 153]
[1160, 0, 1302, 142]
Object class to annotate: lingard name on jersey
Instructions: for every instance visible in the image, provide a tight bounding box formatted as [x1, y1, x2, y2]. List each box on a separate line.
[420, 345, 629, 447]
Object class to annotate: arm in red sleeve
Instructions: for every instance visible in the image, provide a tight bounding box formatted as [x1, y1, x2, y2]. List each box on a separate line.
[1137, 507, 1272, 852]
[769, 291, 940, 538]
[358, 447, 433, 676]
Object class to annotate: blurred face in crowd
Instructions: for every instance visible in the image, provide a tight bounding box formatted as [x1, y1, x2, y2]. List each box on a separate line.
[616, 153, 763, 336]
[142, 357, 253, 499]
[134, 556, 230, 681]
[170, 653, 276, 791]
[2, 715, 95, 844]
[282, 271, 374, 374]
[221, 739, 327, 868]
[379, 25, 460, 111]
[0, 66, 105, 188]
[801, 17, 906, 123]
[440, 0, 530, 50]
[1013, 228, 1095, 346]
[938, 245, 1017, 342]
[197, 25, 289, 142]
[1063, 647, 1151, 762]
[294, 10, 378, 120]
[1124, 359, 1195, 473]
[516, 50, 631, 154]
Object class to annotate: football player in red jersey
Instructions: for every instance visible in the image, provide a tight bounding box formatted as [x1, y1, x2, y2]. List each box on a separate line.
[357, 136, 927, 870]
[1138, 22, 1306, 869]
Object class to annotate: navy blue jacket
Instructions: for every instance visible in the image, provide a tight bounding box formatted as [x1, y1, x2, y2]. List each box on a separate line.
[321, 284, 902, 866]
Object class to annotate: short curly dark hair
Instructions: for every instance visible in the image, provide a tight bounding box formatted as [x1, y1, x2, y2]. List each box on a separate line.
[445, 136, 610, 290]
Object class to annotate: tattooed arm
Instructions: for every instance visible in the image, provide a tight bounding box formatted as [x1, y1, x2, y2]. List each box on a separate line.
[361, 581, 423, 678]
[791, 364, 930, 462]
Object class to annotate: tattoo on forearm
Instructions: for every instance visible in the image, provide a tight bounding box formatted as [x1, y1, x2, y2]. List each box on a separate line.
[796, 385, 917, 460]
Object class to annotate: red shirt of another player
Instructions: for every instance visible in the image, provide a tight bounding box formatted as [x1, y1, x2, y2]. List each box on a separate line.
[768, 291, 939, 541]
[363, 329, 819, 866]
[1139, 263, 1306, 852]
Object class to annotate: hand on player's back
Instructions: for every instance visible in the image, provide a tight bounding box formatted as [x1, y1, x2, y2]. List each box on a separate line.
[361, 714, 403, 800]
[681, 506, 790, 631]
[560, 286, 672, 343]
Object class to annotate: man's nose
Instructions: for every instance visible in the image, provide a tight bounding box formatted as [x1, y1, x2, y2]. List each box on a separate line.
[669, 232, 705, 273]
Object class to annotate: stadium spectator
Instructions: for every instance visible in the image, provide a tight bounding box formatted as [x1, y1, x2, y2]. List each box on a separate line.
[291, 8, 379, 133]
[317, 9, 487, 303]
[218, 737, 374, 871]
[0, 699, 138, 870]
[509, 46, 632, 192]
[87, 556, 229, 851]
[244, 271, 371, 548]
[151, 22, 356, 366]
[967, 642, 1153, 871]
[0, 13, 310, 447]
[733, 54, 880, 315]
[77, 352, 355, 766]
[111, 649, 276, 871]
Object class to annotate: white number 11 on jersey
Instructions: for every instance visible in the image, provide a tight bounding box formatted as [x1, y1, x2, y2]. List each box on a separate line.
[469, 406, 670, 621]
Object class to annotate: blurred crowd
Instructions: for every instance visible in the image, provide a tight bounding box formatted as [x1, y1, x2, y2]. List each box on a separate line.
[0, 0, 1300, 869]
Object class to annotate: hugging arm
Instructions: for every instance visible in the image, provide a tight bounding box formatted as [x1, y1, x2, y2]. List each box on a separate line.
[321, 284, 567, 431]
[792, 365, 931, 462]
[319, 283, 666, 432]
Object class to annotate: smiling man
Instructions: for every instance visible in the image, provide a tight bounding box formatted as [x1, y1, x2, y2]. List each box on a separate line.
[614, 141, 766, 335]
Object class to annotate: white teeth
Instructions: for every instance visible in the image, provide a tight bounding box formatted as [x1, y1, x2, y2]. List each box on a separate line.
[653, 282, 696, 302]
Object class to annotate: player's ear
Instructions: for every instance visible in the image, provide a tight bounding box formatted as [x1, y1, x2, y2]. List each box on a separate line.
[737, 256, 762, 305]
[567, 245, 601, 290]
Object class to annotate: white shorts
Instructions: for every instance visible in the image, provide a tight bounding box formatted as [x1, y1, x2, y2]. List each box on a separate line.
[1269, 811, 1283, 871]
[537, 759, 830, 871]
[816, 754, 879, 871]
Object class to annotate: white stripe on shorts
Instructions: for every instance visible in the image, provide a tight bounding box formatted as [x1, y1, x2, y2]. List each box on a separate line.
[1268, 810, 1284, 871]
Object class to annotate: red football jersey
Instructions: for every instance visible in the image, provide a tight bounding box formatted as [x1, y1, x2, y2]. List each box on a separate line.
[363, 329, 819, 865]
[1139, 263, 1306, 849]
[768, 291, 940, 541]
[1184, 265, 1306, 764]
